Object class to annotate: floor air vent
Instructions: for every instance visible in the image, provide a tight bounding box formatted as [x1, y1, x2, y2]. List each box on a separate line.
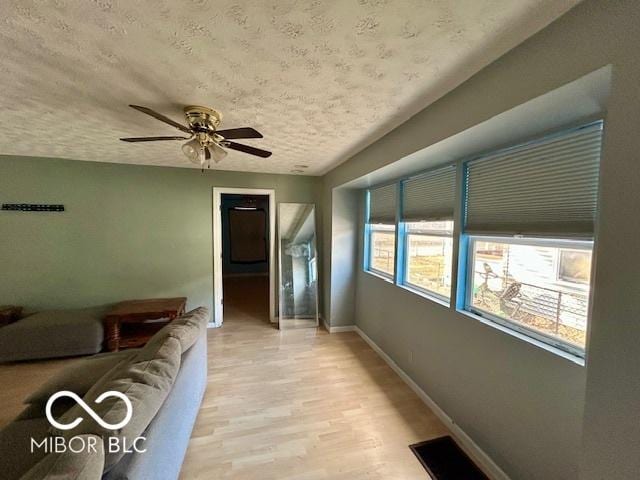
[409, 436, 488, 479]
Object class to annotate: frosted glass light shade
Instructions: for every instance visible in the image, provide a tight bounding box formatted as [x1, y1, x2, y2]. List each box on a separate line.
[182, 138, 204, 164]
[210, 143, 228, 163]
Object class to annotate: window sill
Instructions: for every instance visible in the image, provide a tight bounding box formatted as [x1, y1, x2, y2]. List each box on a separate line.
[457, 308, 586, 366]
[398, 283, 450, 309]
[364, 269, 394, 284]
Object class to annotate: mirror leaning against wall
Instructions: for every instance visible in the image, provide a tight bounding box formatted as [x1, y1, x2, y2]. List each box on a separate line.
[278, 203, 319, 329]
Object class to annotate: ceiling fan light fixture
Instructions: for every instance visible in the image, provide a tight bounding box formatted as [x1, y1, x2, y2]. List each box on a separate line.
[182, 138, 203, 164]
[121, 104, 272, 166]
[210, 143, 228, 163]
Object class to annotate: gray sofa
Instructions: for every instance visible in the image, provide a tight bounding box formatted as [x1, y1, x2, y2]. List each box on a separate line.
[0, 307, 209, 480]
[0, 307, 107, 362]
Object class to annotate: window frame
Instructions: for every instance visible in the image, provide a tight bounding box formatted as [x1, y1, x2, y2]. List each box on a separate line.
[366, 223, 396, 280]
[364, 186, 398, 281]
[360, 121, 602, 363]
[401, 221, 454, 302]
[463, 234, 593, 358]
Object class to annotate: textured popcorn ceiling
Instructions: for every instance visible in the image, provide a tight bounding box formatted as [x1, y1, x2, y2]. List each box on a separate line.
[0, 0, 578, 175]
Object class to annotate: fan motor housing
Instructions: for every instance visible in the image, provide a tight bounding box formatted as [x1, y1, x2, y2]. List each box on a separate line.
[184, 106, 222, 133]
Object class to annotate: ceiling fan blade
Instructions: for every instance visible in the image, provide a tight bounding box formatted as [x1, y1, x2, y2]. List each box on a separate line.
[216, 127, 263, 140]
[120, 136, 190, 142]
[224, 141, 272, 158]
[128, 105, 192, 134]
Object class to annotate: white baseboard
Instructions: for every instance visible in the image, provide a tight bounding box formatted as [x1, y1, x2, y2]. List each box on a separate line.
[354, 326, 510, 480]
[329, 325, 356, 333]
[321, 317, 356, 334]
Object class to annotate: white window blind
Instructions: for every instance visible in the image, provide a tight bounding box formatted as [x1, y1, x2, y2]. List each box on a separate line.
[368, 183, 397, 224]
[464, 122, 603, 236]
[402, 165, 456, 222]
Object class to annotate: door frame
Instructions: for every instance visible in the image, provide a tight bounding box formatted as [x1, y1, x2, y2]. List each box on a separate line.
[212, 187, 276, 326]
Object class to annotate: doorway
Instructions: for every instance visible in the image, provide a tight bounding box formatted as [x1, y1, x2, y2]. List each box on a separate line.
[212, 188, 275, 326]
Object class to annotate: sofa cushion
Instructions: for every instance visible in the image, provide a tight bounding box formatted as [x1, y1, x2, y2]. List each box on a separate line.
[143, 307, 209, 354]
[0, 307, 106, 362]
[19, 434, 104, 480]
[102, 333, 208, 480]
[25, 350, 136, 407]
[53, 335, 182, 471]
[0, 417, 50, 480]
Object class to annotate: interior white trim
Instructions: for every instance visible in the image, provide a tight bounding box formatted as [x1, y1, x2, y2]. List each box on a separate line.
[355, 326, 511, 480]
[328, 325, 356, 333]
[320, 316, 357, 334]
[212, 187, 276, 326]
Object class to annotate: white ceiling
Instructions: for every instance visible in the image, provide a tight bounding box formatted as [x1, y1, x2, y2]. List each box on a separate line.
[0, 0, 578, 175]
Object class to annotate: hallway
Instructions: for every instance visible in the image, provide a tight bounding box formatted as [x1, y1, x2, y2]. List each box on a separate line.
[222, 275, 271, 324]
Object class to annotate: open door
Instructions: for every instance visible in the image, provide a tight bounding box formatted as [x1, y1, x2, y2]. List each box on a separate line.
[212, 188, 276, 327]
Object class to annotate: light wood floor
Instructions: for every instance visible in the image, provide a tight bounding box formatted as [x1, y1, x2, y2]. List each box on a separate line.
[0, 276, 449, 478]
[181, 276, 448, 479]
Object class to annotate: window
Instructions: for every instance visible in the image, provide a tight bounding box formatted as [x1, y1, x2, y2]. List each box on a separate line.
[405, 220, 453, 299]
[366, 183, 397, 279]
[401, 165, 456, 300]
[467, 238, 592, 352]
[369, 224, 396, 277]
[558, 249, 591, 285]
[463, 121, 603, 357]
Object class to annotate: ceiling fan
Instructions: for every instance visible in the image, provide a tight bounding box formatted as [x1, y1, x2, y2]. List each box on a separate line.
[120, 105, 272, 169]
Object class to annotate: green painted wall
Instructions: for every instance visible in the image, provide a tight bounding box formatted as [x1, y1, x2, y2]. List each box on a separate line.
[0, 156, 321, 314]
